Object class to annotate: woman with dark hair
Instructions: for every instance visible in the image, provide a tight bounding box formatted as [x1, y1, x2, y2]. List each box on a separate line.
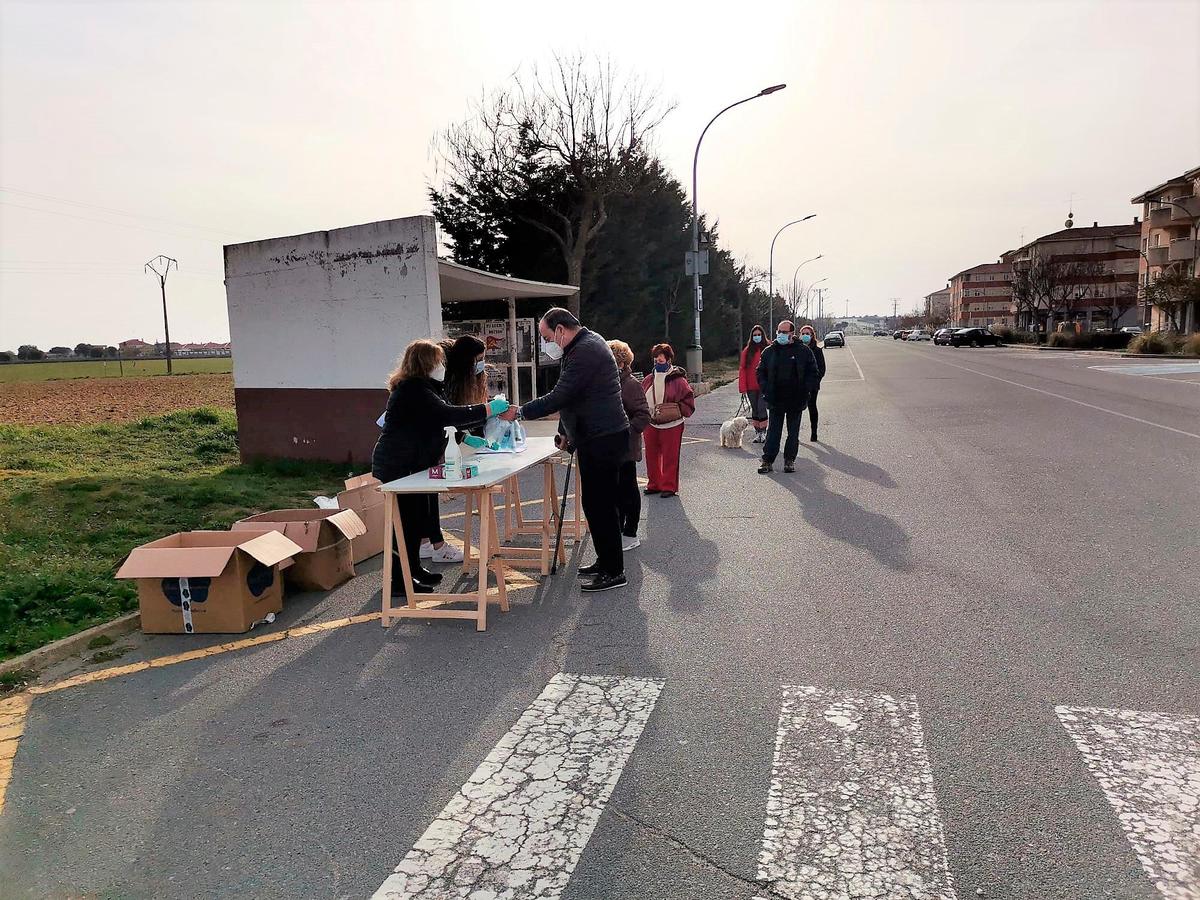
[797, 324, 826, 441]
[739, 325, 769, 442]
[640, 342, 695, 498]
[372, 339, 508, 596]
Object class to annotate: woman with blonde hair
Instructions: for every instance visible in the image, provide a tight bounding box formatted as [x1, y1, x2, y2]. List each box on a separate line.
[372, 339, 509, 595]
[608, 339, 652, 550]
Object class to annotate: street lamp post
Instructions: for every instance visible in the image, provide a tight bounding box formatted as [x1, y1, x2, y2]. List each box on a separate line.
[790, 254, 822, 320]
[688, 83, 786, 381]
[768, 215, 816, 334]
[804, 277, 828, 321]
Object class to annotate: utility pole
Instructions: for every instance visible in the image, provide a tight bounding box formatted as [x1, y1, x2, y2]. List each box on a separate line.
[890, 297, 901, 325]
[144, 255, 178, 374]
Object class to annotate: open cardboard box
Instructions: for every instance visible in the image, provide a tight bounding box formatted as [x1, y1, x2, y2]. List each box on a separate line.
[116, 530, 302, 634]
[336, 474, 385, 564]
[232, 508, 366, 591]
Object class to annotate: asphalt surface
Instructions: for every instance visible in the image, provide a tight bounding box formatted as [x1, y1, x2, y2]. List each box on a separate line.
[3, 339, 1198, 900]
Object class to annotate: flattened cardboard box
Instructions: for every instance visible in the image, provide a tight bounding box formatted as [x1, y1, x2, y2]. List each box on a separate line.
[116, 530, 302, 634]
[337, 474, 384, 564]
[232, 508, 366, 592]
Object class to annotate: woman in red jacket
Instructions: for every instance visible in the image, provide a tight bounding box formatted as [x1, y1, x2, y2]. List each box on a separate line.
[641, 342, 696, 498]
[738, 325, 769, 443]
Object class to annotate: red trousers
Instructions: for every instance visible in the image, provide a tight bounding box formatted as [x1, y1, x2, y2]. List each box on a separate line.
[644, 424, 684, 493]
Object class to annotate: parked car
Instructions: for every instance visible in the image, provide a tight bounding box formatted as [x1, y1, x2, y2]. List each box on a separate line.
[873, 329, 889, 336]
[1119, 325, 1143, 335]
[949, 327, 1001, 348]
[933, 328, 957, 345]
[907, 330, 931, 341]
[824, 331, 845, 347]
[892, 330, 908, 340]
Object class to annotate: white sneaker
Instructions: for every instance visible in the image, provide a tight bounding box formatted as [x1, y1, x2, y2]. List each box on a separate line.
[621, 534, 641, 551]
[419, 541, 434, 559]
[428, 543, 464, 563]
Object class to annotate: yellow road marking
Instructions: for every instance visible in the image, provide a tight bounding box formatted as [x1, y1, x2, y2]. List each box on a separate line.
[2, 557, 544, 815]
[0, 693, 32, 815]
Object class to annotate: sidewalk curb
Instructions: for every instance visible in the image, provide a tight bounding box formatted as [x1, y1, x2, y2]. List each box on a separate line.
[0, 612, 141, 678]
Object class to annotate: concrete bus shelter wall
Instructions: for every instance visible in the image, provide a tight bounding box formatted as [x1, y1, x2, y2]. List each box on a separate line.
[225, 215, 442, 466]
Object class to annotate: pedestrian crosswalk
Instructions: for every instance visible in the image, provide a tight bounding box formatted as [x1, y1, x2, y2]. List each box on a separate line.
[373, 673, 1199, 900]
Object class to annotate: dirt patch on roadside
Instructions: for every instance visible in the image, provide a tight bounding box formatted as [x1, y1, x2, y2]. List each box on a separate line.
[0, 374, 235, 425]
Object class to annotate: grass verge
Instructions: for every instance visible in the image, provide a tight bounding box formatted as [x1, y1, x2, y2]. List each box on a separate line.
[703, 354, 741, 390]
[0, 407, 347, 660]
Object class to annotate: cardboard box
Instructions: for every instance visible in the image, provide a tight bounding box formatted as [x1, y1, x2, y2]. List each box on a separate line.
[336, 474, 385, 564]
[232, 509, 366, 591]
[116, 530, 302, 634]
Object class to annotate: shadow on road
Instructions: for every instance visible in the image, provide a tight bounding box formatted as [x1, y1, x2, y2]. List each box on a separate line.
[807, 441, 898, 489]
[779, 458, 913, 571]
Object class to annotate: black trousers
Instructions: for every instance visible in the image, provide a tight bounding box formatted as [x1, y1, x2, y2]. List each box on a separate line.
[808, 389, 819, 436]
[393, 493, 438, 573]
[762, 405, 803, 464]
[576, 429, 629, 576]
[617, 460, 640, 537]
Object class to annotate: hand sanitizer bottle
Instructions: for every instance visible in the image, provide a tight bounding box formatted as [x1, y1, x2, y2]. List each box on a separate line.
[443, 426, 462, 481]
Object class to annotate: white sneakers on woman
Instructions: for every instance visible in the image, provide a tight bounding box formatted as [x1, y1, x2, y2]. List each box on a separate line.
[420, 542, 464, 563]
[621, 534, 641, 551]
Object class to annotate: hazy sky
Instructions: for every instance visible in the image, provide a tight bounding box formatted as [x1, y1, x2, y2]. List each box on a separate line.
[2, 0, 1197, 348]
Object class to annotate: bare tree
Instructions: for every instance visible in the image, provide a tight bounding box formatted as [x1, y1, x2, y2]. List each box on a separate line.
[1046, 259, 1105, 327]
[660, 272, 685, 340]
[1143, 271, 1200, 331]
[434, 55, 674, 317]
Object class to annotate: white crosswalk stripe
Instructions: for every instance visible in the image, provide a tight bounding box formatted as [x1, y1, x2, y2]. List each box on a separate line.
[754, 686, 958, 900]
[1056, 705, 1200, 900]
[372, 673, 664, 900]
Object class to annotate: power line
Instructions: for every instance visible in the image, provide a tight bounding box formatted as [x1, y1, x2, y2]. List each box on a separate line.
[0, 200, 234, 244]
[0, 187, 249, 238]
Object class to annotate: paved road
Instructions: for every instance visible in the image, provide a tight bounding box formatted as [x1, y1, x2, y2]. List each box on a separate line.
[3, 340, 1198, 900]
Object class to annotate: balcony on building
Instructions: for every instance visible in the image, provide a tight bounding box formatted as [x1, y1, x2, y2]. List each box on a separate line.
[1170, 196, 1200, 222]
[1149, 205, 1174, 227]
[1147, 245, 1170, 266]
[1168, 238, 1197, 262]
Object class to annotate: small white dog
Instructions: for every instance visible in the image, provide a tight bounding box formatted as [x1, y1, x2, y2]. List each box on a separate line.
[719, 416, 752, 449]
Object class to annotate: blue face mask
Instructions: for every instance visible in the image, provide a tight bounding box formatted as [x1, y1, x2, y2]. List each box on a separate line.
[751, 334, 763, 344]
[800, 333, 812, 344]
[776, 332, 790, 345]
[474, 360, 486, 375]
[654, 362, 670, 373]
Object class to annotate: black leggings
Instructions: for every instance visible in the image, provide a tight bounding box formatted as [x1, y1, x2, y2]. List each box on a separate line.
[617, 460, 640, 537]
[808, 390, 819, 435]
[393, 493, 438, 573]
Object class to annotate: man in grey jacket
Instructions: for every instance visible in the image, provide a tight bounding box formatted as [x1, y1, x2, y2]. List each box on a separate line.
[499, 308, 630, 592]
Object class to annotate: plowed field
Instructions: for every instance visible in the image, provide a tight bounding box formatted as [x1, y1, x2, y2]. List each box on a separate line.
[0, 374, 234, 425]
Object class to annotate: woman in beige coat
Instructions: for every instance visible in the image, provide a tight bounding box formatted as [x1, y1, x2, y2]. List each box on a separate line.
[608, 340, 652, 551]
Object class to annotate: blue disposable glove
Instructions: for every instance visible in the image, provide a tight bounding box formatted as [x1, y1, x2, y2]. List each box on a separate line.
[488, 397, 510, 416]
[463, 435, 487, 449]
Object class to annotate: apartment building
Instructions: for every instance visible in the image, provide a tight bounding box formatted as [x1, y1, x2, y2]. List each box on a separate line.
[924, 287, 952, 323]
[1003, 222, 1140, 331]
[1131, 165, 1200, 332]
[948, 262, 1013, 328]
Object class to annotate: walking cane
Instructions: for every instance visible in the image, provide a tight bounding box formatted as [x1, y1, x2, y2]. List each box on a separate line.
[550, 448, 575, 575]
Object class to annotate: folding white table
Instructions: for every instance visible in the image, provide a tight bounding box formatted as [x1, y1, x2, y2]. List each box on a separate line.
[378, 436, 565, 631]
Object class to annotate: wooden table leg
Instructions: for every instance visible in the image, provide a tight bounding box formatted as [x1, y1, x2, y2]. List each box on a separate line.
[462, 490, 475, 576]
[489, 490, 509, 612]
[541, 460, 556, 575]
[381, 493, 394, 626]
[475, 488, 491, 631]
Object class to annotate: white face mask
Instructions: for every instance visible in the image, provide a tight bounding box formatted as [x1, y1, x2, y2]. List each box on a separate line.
[429, 364, 446, 382]
[541, 335, 564, 361]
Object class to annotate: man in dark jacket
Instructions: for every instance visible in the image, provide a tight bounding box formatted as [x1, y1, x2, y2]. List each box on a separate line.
[499, 308, 630, 592]
[755, 319, 819, 474]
